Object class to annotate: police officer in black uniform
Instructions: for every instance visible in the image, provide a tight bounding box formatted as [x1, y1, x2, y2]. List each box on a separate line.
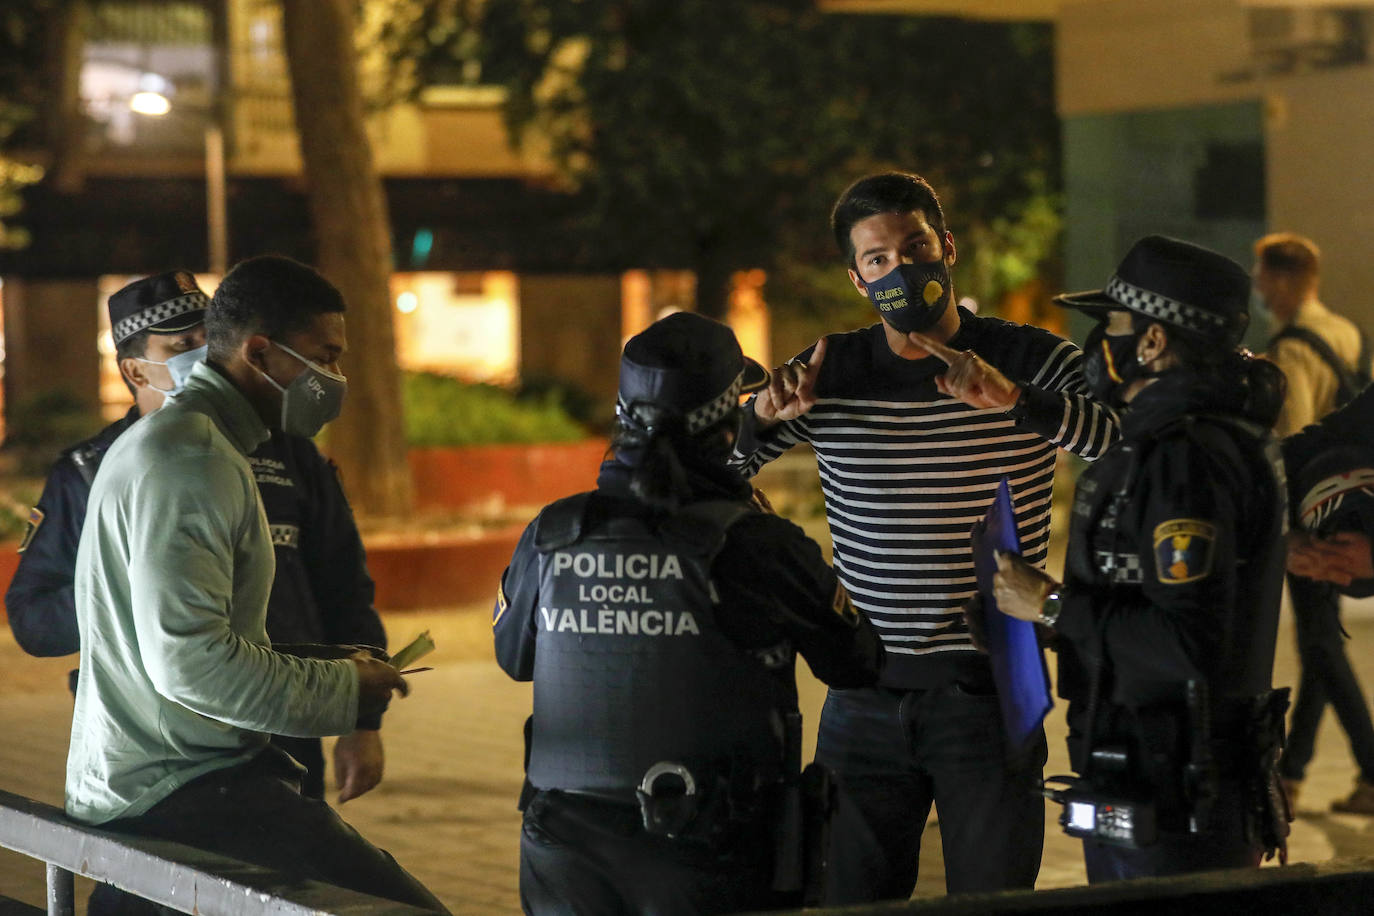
[5, 271, 387, 803]
[988, 236, 1291, 881]
[494, 312, 885, 915]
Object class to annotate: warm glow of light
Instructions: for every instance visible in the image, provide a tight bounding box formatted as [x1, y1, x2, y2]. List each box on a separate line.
[728, 268, 771, 373]
[129, 91, 171, 116]
[390, 272, 519, 384]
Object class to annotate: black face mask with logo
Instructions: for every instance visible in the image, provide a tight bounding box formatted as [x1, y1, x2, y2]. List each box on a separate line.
[1082, 320, 1151, 406]
[863, 259, 952, 334]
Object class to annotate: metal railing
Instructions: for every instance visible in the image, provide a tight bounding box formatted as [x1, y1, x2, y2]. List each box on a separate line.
[0, 789, 433, 916]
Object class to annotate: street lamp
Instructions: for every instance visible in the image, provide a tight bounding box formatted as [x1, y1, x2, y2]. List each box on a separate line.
[128, 81, 228, 276]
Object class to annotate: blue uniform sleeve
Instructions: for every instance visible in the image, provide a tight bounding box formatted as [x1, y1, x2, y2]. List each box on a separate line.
[4, 457, 87, 656]
[1056, 433, 1245, 698]
[712, 513, 884, 688]
[295, 440, 386, 652]
[493, 520, 542, 681]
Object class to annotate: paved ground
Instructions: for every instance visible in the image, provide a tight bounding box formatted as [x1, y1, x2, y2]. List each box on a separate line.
[6, 460, 1374, 910]
[9, 598, 1374, 911]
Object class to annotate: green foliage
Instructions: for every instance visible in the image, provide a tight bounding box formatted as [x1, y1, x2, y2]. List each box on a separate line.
[1, 389, 105, 475]
[403, 371, 589, 446]
[397, 4, 1062, 318]
[0, 484, 40, 541]
[0, 0, 55, 249]
[514, 372, 608, 431]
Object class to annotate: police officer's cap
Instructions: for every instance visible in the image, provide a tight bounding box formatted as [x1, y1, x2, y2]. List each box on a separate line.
[108, 270, 209, 347]
[618, 312, 770, 435]
[1054, 235, 1251, 346]
[1295, 445, 1374, 597]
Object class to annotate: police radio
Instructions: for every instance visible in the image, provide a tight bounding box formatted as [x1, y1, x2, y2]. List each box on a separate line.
[1044, 750, 1159, 849]
[1045, 679, 1215, 849]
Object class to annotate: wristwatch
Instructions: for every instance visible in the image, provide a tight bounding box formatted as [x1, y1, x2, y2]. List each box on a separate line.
[1037, 588, 1063, 629]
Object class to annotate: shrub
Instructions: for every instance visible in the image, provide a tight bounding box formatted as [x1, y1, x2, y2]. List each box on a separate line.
[404, 372, 589, 447]
[1, 390, 105, 476]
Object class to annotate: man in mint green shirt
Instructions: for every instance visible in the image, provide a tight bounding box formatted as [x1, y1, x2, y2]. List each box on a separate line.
[68, 255, 446, 914]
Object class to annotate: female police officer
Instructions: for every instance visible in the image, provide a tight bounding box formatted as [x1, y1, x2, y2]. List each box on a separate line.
[987, 236, 1290, 881]
[493, 311, 884, 914]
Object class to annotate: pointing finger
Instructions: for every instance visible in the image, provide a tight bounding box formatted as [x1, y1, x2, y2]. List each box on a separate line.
[805, 336, 828, 377]
[907, 331, 960, 365]
[796, 337, 828, 399]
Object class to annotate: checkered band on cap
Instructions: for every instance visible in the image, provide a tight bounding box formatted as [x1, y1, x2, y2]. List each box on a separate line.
[112, 291, 209, 344]
[683, 372, 746, 434]
[617, 370, 746, 435]
[1105, 275, 1229, 334]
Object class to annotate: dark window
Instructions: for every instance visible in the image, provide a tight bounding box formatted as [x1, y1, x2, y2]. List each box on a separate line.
[1194, 142, 1264, 221]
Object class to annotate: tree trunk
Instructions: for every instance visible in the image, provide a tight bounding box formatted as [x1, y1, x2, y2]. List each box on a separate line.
[44, 0, 85, 193]
[693, 241, 733, 321]
[280, 0, 411, 517]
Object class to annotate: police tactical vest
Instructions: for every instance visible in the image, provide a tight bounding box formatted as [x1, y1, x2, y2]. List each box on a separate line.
[526, 493, 784, 795]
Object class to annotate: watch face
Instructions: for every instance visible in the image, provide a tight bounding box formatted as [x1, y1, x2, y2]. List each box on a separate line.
[1039, 591, 1063, 626]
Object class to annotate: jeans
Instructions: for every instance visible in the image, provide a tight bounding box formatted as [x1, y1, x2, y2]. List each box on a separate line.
[87, 747, 447, 915]
[814, 683, 1046, 903]
[1279, 574, 1374, 782]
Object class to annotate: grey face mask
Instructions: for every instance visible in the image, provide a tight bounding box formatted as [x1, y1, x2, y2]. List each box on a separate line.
[139, 345, 207, 398]
[257, 341, 347, 437]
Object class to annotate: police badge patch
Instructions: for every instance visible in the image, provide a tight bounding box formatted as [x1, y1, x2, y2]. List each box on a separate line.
[16, 507, 43, 554]
[1152, 519, 1217, 585]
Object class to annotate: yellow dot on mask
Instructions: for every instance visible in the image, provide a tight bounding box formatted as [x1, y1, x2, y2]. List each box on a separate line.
[922, 280, 943, 305]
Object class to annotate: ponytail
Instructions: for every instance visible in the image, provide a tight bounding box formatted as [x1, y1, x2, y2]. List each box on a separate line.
[610, 401, 742, 512]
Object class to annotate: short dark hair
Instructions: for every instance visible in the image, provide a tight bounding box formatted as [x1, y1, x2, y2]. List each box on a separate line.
[114, 329, 151, 396]
[1255, 232, 1320, 280]
[830, 171, 948, 268]
[207, 255, 346, 361]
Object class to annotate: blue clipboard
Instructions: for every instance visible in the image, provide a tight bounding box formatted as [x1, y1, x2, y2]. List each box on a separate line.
[969, 477, 1053, 753]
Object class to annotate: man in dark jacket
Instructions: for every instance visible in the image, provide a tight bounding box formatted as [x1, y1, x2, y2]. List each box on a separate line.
[5, 270, 387, 804]
[981, 236, 1290, 881]
[495, 312, 885, 914]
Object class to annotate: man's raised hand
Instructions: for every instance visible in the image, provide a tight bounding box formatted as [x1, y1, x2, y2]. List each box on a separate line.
[907, 331, 1020, 410]
[754, 337, 828, 426]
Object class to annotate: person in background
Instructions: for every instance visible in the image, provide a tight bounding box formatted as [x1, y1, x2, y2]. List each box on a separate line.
[1254, 232, 1374, 814]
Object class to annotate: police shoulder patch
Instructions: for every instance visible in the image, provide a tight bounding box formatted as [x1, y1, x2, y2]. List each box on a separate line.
[16, 507, 43, 554]
[493, 582, 509, 626]
[1152, 518, 1217, 585]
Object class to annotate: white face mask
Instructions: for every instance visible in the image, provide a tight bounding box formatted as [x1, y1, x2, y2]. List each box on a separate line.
[138, 345, 207, 397]
[255, 341, 348, 437]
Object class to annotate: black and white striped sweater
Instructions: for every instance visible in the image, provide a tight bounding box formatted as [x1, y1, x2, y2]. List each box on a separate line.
[734, 313, 1119, 689]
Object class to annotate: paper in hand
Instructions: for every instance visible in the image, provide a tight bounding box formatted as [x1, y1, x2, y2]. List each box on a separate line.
[390, 630, 435, 671]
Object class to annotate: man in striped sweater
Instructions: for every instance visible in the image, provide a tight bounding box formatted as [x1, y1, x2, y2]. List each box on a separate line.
[733, 172, 1118, 902]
